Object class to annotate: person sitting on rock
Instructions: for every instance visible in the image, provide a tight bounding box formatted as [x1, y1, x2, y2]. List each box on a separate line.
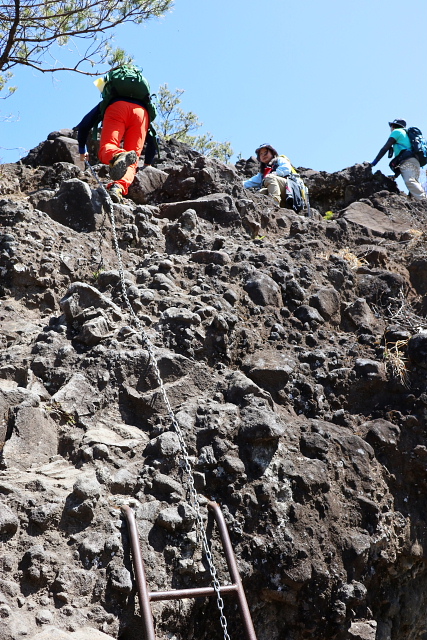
[242, 143, 304, 211]
[76, 71, 157, 204]
[371, 119, 426, 201]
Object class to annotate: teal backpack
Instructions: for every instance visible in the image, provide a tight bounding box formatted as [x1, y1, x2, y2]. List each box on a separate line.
[100, 64, 157, 122]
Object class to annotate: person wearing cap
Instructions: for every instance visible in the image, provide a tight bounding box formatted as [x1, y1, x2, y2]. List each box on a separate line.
[371, 119, 426, 201]
[243, 144, 294, 205]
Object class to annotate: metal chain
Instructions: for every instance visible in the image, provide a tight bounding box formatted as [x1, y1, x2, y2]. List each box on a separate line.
[86, 162, 231, 640]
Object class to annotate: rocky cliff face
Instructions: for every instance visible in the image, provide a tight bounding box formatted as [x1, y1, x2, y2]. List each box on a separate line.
[1, 131, 427, 640]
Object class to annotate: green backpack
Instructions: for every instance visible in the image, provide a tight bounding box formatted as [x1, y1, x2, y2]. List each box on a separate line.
[100, 65, 157, 122]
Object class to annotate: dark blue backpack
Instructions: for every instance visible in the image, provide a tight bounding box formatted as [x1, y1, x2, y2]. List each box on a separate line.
[407, 127, 427, 167]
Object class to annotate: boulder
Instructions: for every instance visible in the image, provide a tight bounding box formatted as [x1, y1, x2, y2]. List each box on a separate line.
[347, 621, 377, 640]
[159, 193, 239, 223]
[190, 250, 231, 265]
[51, 373, 99, 418]
[309, 287, 341, 323]
[407, 333, 427, 368]
[60, 282, 123, 322]
[242, 350, 296, 390]
[128, 165, 168, 204]
[408, 255, 427, 295]
[342, 298, 377, 333]
[294, 305, 324, 326]
[341, 201, 410, 236]
[244, 274, 282, 307]
[0, 500, 19, 534]
[30, 179, 103, 231]
[22, 129, 84, 168]
[1, 403, 58, 471]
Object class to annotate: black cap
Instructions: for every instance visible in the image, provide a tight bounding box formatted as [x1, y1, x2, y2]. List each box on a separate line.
[388, 119, 406, 129]
[255, 143, 278, 160]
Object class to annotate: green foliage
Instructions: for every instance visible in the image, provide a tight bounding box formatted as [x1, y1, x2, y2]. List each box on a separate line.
[179, 133, 233, 164]
[156, 84, 233, 163]
[105, 46, 135, 69]
[323, 210, 335, 220]
[0, 0, 173, 89]
[92, 268, 104, 281]
[156, 84, 201, 139]
[0, 71, 16, 99]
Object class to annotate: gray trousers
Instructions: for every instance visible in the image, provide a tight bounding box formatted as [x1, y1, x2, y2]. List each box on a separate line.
[400, 157, 426, 200]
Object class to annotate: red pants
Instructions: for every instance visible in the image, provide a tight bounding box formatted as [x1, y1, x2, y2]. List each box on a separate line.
[99, 100, 149, 195]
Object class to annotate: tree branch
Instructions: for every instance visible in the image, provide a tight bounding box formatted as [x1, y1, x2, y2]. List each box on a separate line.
[0, 0, 21, 68]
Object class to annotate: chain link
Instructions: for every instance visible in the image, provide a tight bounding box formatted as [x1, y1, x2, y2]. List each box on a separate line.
[86, 163, 231, 640]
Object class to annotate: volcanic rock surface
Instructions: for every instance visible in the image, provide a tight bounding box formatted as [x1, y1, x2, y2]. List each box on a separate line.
[1, 132, 427, 640]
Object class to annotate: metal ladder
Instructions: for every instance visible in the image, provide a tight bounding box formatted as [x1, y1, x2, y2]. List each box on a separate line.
[122, 501, 258, 640]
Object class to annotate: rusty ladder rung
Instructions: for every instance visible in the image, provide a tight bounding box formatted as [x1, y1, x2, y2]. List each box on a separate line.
[122, 501, 258, 640]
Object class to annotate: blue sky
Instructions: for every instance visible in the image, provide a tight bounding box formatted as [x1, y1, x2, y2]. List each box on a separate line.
[1, 0, 426, 180]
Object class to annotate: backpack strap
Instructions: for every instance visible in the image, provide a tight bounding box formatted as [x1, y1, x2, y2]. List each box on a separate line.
[279, 154, 299, 174]
[91, 104, 104, 141]
[147, 124, 160, 159]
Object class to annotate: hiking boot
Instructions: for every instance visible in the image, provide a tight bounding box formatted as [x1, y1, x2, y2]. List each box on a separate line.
[108, 183, 124, 203]
[109, 150, 138, 180]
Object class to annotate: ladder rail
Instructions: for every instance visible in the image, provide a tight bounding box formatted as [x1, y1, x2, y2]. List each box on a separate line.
[122, 504, 156, 640]
[121, 502, 258, 640]
[207, 502, 257, 640]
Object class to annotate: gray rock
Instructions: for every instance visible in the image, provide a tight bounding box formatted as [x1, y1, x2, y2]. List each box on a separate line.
[244, 273, 282, 307]
[109, 565, 133, 594]
[83, 426, 146, 450]
[407, 333, 427, 369]
[239, 405, 285, 443]
[151, 472, 184, 497]
[29, 630, 73, 640]
[78, 532, 107, 564]
[347, 620, 377, 640]
[60, 282, 123, 322]
[225, 371, 273, 407]
[161, 307, 201, 326]
[72, 476, 102, 501]
[22, 130, 82, 166]
[357, 269, 407, 306]
[156, 506, 184, 532]
[0, 501, 18, 535]
[148, 431, 181, 457]
[1, 404, 58, 471]
[51, 373, 98, 418]
[221, 454, 246, 475]
[53, 566, 96, 597]
[408, 255, 427, 295]
[354, 358, 386, 381]
[110, 468, 138, 495]
[128, 166, 168, 204]
[364, 419, 400, 451]
[309, 286, 341, 322]
[300, 433, 329, 459]
[77, 315, 112, 346]
[190, 250, 230, 265]
[341, 201, 409, 235]
[35, 609, 54, 625]
[285, 279, 306, 302]
[29, 502, 62, 531]
[159, 193, 239, 223]
[242, 350, 296, 390]
[342, 298, 377, 333]
[356, 244, 388, 267]
[294, 304, 324, 326]
[97, 270, 135, 287]
[31, 179, 101, 232]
